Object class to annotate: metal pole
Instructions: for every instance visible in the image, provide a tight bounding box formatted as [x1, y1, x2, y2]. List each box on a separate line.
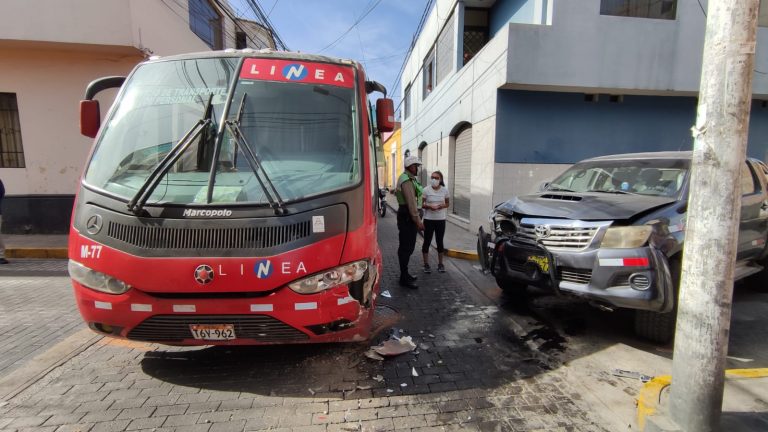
[669, 1, 759, 431]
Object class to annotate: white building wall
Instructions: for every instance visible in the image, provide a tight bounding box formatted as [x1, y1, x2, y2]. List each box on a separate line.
[505, 0, 768, 95]
[401, 0, 513, 231]
[402, 0, 768, 234]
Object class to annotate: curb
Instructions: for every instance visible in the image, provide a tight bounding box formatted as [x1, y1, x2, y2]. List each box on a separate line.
[445, 248, 479, 260]
[6, 247, 68, 259]
[384, 200, 479, 261]
[637, 368, 768, 431]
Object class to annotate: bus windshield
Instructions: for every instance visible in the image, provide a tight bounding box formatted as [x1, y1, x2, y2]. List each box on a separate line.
[84, 57, 361, 206]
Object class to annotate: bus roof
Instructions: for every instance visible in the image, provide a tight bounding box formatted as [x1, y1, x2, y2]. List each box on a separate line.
[144, 49, 361, 70]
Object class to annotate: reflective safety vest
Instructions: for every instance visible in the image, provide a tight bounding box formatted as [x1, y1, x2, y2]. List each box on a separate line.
[395, 172, 423, 207]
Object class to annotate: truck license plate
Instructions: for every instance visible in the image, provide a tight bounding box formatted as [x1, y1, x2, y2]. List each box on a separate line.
[189, 324, 236, 340]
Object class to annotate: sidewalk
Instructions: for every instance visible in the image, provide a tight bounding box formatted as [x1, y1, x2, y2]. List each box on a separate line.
[3, 234, 68, 259]
[383, 192, 479, 260]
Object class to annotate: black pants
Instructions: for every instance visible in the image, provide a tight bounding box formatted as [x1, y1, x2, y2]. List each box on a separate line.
[422, 219, 446, 254]
[397, 205, 418, 279]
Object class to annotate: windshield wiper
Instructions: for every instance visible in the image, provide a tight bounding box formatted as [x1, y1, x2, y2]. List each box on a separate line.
[224, 94, 287, 215]
[546, 185, 575, 192]
[587, 189, 635, 195]
[127, 94, 214, 215]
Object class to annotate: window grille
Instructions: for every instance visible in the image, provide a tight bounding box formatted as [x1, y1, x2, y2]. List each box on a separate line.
[0, 93, 25, 168]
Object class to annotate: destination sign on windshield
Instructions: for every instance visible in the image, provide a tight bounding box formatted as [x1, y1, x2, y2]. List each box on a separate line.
[239, 58, 355, 89]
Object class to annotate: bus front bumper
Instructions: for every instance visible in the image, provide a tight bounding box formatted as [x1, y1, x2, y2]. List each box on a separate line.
[72, 281, 377, 345]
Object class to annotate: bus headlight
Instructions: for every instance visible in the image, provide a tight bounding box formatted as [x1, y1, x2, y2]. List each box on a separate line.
[600, 226, 653, 249]
[68, 260, 131, 295]
[288, 260, 369, 295]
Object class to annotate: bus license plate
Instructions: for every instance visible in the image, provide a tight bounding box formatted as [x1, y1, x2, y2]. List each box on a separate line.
[189, 324, 236, 340]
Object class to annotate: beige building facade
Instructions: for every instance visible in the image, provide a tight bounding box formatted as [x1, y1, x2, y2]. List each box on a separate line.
[0, 0, 275, 233]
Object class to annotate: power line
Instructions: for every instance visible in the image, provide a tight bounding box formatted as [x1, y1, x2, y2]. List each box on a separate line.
[210, 0, 276, 49]
[318, 0, 383, 53]
[242, 0, 289, 50]
[266, 0, 279, 18]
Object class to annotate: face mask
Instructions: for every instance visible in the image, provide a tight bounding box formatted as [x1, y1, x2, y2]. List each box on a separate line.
[430, 179, 440, 187]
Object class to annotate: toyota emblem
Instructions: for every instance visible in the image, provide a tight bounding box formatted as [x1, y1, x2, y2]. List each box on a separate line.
[534, 224, 551, 239]
[194, 265, 214, 285]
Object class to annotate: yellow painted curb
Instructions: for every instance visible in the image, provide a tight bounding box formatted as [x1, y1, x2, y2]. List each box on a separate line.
[637, 375, 672, 430]
[637, 368, 768, 431]
[445, 249, 478, 261]
[6, 248, 68, 259]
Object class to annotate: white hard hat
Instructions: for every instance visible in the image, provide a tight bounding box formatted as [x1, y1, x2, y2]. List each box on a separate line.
[404, 155, 422, 168]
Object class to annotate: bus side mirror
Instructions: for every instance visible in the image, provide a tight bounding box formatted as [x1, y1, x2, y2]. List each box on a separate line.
[376, 98, 395, 133]
[80, 100, 101, 138]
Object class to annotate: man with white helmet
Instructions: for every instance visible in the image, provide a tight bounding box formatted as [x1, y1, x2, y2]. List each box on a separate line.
[394, 155, 424, 289]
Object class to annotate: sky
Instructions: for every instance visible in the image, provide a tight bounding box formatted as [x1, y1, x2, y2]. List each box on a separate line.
[229, 0, 430, 113]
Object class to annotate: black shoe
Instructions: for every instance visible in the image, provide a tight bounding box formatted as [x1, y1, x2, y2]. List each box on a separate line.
[423, 264, 432, 274]
[406, 274, 418, 282]
[0, 258, 8, 264]
[399, 278, 418, 289]
[437, 264, 445, 273]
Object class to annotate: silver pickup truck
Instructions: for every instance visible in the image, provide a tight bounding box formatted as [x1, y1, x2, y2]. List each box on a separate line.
[478, 151, 768, 343]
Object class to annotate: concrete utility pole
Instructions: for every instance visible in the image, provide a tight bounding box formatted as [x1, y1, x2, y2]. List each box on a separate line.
[669, 1, 759, 431]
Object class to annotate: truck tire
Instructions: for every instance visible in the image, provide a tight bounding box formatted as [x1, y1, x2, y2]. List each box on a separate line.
[495, 276, 529, 300]
[633, 257, 680, 344]
[634, 309, 676, 344]
[746, 255, 768, 292]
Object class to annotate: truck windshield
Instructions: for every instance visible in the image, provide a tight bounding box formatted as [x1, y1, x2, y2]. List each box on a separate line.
[84, 57, 360, 206]
[548, 158, 689, 198]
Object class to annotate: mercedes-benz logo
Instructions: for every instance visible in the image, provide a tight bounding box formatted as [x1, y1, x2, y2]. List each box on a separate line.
[86, 214, 103, 235]
[194, 265, 214, 285]
[534, 224, 551, 239]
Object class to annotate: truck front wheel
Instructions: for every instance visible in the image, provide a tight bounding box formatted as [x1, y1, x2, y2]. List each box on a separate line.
[633, 257, 681, 344]
[634, 309, 676, 344]
[495, 276, 529, 300]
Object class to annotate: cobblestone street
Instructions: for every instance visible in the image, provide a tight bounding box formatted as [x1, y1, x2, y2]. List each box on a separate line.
[0, 216, 606, 432]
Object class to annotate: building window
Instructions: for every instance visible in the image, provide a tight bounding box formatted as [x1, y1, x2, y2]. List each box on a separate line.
[404, 84, 412, 120]
[236, 31, 247, 49]
[435, 12, 455, 85]
[189, 0, 223, 49]
[0, 93, 25, 168]
[600, 0, 677, 20]
[760, 0, 768, 27]
[463, 8, 489, 66]
[423, 48, 435, 99]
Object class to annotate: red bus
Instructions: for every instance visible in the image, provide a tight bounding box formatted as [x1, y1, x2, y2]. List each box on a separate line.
[69, 51, 394, 345]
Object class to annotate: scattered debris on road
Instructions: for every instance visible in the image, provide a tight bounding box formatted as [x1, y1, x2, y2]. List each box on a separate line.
[611, 368, 653, 383]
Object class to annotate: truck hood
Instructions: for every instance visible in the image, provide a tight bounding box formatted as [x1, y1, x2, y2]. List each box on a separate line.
[496, 192, 676, 221]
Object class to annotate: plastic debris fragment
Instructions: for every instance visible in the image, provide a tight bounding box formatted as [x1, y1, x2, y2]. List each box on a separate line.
[372, 336, 417, 356]
[364, 349, 385, 361]
[381, 290, 392, 298]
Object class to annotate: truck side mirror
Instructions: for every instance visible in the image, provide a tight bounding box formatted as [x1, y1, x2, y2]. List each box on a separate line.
[80, 100, 101, 138]
[539, 182, 550, 192]
[376, 98, 395, 133]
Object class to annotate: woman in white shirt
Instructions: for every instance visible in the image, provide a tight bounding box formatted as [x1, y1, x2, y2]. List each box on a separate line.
[421, 171, 450, 273]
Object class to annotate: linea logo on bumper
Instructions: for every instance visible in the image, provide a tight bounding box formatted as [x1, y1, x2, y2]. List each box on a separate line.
[183, 209, 232, 217]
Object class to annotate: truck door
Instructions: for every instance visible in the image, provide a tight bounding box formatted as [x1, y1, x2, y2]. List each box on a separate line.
[737, 161, 767, 260]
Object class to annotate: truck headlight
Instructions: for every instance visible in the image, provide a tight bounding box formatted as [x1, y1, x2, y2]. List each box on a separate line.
[68, 260, 131, 294]
[600, 226, 653, 249]
[288, 260, 369, 294]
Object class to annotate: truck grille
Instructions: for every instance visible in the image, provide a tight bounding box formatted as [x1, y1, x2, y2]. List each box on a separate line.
[516, 224, 600, 251]
[557, 267, 592, 284]
[127, 315, 309, 342]
[108, 220, 312, 250]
